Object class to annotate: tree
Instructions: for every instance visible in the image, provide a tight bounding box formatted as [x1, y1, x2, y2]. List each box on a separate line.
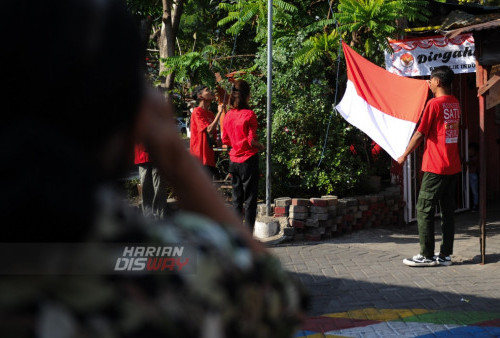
[218, 0, 298, 42]
[243, 38, 369, 197]
[159, 0, 186, 101]
[336, 0, 429, 62]
[293, 29, 340, 67]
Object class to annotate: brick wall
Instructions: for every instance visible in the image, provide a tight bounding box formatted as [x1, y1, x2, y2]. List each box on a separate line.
[257, 186, 405, 241]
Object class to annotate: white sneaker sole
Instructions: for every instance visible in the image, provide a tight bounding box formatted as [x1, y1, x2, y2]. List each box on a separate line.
[403, 258, 438, 267]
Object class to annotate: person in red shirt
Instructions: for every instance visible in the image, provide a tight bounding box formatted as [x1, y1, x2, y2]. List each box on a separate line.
[222, 79, 265, 231]
[398, 66, 461, 267]
[189, 86, 224, 178]
[134, 144, 168, 219]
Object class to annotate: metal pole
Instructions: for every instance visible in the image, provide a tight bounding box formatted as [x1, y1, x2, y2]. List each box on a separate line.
[266, 0, 273, 216]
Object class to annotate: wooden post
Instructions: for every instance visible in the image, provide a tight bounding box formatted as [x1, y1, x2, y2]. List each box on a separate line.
[476, 58, 488, 265]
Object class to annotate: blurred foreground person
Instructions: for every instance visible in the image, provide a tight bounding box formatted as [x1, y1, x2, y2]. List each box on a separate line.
[134, 143, 169, 219]
[0, 1, 306, 337]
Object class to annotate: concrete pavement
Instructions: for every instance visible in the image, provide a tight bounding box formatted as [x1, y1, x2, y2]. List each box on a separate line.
[270, 201, 500, 337]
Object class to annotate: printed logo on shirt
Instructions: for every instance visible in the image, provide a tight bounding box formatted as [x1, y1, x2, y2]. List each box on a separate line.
[443, 102, 460, 144]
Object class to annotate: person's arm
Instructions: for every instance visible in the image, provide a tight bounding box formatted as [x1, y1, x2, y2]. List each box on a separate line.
[397, 131, 424, 165]
[135, 89, 265, 253]
[251, 139, 265, 151]
[206, 104, 225, 134]
[247, 111, 264, 151]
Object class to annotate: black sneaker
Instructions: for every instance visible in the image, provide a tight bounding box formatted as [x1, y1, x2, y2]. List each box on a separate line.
[403, 254, 438, 267]
[434, 253, 452, 266]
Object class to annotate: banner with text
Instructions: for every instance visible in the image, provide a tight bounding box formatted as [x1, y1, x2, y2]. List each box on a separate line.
[385, 34, 476, 77]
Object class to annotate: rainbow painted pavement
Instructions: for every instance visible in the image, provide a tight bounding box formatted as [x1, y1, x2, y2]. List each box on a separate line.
[296, 308, 500, 337]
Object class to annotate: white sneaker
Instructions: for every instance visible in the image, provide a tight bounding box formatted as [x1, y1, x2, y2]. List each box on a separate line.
[434, 253, 452, 266]
[403, 254, 438, 267]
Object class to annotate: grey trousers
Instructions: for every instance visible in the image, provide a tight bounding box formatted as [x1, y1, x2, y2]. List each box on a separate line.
[138, 163, 168, 219]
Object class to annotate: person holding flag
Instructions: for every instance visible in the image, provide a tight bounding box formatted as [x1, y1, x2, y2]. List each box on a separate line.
[189, 85, 224, 178]
[222, 79, 265, 232]
[398, 66, 461, 267]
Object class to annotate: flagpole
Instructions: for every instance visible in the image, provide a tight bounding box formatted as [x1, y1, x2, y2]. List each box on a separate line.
[266, 0, 273, 216]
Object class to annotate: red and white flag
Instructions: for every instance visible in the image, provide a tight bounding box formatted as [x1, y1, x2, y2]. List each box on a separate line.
[336, 42, 429, 160]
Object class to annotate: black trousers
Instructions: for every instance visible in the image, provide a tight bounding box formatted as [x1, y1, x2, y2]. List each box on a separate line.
[229, 154, 259, 230]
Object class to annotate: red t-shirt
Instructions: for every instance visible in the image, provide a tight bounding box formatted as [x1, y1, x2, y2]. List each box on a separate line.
[417, 95, 461, 175]
[134, 144, 150, 165]
[189, 106, 216, 167]
[222, 108, 259, 163]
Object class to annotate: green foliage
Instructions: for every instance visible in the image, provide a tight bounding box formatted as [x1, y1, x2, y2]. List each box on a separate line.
[123, 178, 140, 199]
[245, 39, 369, 198]
[218, 0, 298, 42]
[126, 0, 162, 18]
[124, 0, 431, 198]
[336, 0, 430, 62]
[293, 30, 341, 67]
[161, 46, 219, 88]
[458, 0, 500, 4]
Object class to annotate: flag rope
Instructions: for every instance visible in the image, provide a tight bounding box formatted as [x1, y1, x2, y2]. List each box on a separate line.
[317, 2, 342, 167]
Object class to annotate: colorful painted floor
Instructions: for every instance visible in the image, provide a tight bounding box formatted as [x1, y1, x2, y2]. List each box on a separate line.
[297, 308, 500, 337]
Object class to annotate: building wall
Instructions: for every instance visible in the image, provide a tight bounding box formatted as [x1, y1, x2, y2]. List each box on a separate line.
[455, 72, 500, 200]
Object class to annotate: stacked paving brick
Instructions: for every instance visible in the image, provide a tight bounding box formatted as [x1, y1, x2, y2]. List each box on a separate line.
[270, 186, 405, 241]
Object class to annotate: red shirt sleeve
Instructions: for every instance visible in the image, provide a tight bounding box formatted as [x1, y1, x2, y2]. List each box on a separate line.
[222, 118, 231, 146]
[246, 111, 258, 147]
[134, 144, 149, 164]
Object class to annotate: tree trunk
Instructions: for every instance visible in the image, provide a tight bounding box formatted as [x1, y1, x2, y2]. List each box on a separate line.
[159, 0, 185, 102]
[139, 16, 153, 50]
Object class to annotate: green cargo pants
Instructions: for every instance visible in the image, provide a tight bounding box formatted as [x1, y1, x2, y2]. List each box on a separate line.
[416, 172, 458, 258]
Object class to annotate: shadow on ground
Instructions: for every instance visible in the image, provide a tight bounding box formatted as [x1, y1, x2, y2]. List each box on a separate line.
[289, 271, 500, 317]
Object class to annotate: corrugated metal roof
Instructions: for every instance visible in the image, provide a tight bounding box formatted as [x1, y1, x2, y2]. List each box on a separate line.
[444, 18, 500, 38]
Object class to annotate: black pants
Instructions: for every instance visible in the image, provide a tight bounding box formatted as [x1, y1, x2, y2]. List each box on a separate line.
[229, 154, 259, 230]
[203, 165, 216, 180]
[417, 172, 458, 258]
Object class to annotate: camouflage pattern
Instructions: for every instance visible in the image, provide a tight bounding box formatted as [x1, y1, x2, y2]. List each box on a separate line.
[0, 187, 307, 337]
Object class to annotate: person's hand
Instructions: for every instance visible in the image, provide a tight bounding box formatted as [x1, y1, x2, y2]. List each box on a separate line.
[217, 103, 225, 114]
[397, 155, 406, 165]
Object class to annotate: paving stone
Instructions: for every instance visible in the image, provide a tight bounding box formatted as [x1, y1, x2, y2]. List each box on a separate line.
[318, 219, 333, 227]
[290, 205, 308, 213]
[310, 206, 328, 214]
[274, 197, 292, 207]
[310, 198, 329, 207]
[305, 218, 319, 228]
[283, 227, 295, 236]
[321, 195, 338, 206]
[288, 219, 304, 228]
[292, 198, 310, 206]
[289, 212, 308, 220]
[310, 213, 329, 221]
[274, 206, 289, 214]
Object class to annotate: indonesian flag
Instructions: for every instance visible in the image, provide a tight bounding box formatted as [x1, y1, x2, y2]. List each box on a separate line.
[336, 42, 429, 160]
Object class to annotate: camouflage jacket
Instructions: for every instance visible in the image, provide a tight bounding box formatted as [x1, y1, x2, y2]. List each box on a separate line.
[0, 187, 307, 338]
